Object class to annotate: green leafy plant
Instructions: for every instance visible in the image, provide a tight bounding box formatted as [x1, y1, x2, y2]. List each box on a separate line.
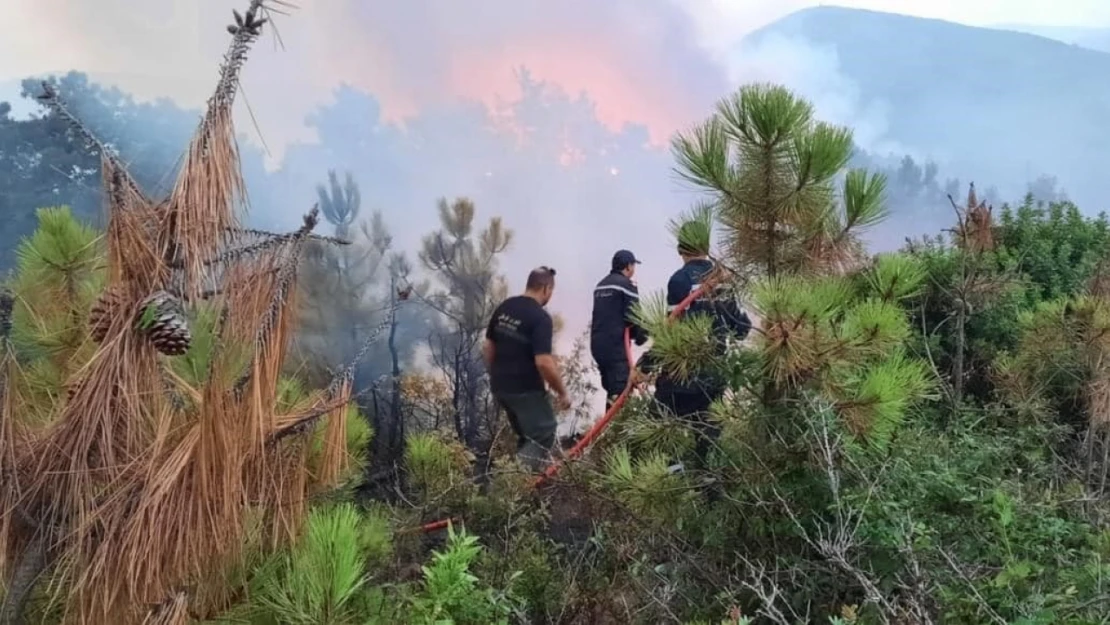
[404, 526, 522, 625]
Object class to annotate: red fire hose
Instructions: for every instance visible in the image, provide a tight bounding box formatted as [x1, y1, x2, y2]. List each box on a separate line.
[412, 285, 708, 534]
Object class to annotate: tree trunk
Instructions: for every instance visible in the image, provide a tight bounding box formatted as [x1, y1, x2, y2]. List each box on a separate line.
[451, 348, 465, 442]
[0, 532, 48, 625]
[386, 289, 404, 467]
[952, 300, 967, 411]
[461, 356, 483, 450]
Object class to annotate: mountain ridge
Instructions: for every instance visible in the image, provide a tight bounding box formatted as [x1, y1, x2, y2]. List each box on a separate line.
[992, 23, 1110, 52]
[740, 5, 1110, 211]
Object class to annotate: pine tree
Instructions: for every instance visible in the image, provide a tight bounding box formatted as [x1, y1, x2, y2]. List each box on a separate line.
[295, 170, 393, 386]
[419, 198, 511, 449]
[616, 87, 931, 557]
[671, 83, 887, 279]
[996, 269, 1110, 491]
[583, 87, 938, 624]
[8, 206, 104, 418]
[0, 5, 384, 622]
[316, 169, 360, 242]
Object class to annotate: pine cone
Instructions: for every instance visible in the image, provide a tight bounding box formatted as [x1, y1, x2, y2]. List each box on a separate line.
[88, 285, 127, 343]
[137, 291, 192, 356]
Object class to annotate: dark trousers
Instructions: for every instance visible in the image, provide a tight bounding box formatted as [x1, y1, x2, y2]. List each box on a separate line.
[654, 387, 719, 467]
[495, 391, 558, 472]
[596, 359, 630, 410]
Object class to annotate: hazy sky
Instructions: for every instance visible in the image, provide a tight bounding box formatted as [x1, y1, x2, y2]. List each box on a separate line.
[2, 0, 1107, 161]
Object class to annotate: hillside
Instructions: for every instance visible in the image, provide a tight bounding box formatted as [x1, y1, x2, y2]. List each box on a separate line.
[994, 23, 1110, 52]
[743, 6, 1110, 210]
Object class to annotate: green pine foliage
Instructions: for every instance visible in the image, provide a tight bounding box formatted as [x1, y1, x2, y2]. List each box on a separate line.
[630, 290, 719, 383]
[273, 376, 374, 488]
[170, 301, 251, 391]
[404, 432, 477, 504]
[247, 503, 379, 625]
[209, 491, 523, 625]
[601, 446, 697, 524]
[6, 206, 104, 418]
[669, 203, 715, 256]
[671, 83, 886, 277]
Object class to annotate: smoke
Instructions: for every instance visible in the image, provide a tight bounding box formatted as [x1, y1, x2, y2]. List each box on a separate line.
[0, 1, 909, 158]
[0, 0, 976, 416]
[725, 33, 910, 158]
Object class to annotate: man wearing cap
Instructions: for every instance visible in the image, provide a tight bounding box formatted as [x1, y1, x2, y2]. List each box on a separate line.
[590, 249, 649, 409]
[636, 227, 751, 477]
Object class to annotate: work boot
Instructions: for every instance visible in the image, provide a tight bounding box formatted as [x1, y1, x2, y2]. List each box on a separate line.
[517, 441, 554, 474]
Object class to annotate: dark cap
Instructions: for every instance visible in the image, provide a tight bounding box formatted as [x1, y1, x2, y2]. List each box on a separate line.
[611, 249, 641, 271]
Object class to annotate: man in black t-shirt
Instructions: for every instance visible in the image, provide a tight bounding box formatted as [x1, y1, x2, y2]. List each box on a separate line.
[483, 266, 571, 471]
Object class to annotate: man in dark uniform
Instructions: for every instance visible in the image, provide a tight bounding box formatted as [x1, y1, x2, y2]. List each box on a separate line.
[483, 266, 571, 472]
[590, 249, 649, 409]
[636, 233, 751, 473]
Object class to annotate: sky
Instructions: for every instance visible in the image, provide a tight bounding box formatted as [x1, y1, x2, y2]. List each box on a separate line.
[2, 0, 1108, 161]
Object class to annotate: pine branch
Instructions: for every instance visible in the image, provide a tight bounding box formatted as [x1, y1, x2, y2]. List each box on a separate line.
[323, 296, 404, 398]
[203, 0, 272, 150]
[34, 81, 148, 202]
[232, 206, 319, 396]
[228, 227, 350, 246]
[267, 374, 389, 444]
[191, 227, 340, 269]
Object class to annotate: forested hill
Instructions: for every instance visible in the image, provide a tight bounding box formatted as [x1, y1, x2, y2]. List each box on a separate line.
[995, 23, 1110, 53]
[744, 6, 1110, 211]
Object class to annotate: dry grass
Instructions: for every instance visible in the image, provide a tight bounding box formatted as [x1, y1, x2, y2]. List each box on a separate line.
[140, 591, 189, 625]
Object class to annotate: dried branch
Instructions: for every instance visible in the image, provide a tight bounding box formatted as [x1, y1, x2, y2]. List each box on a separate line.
[231, 207, 319, 396]
[183, 232, 298, 269]
[324, 297, 404, 397]
[264, 256, 405, 444]
[267, 374, 389, 444]
[202, 0, 272, 154]
[228, 227, 349, 246]
[34, 81, 148, 203]
[937, 548, 1007, 625]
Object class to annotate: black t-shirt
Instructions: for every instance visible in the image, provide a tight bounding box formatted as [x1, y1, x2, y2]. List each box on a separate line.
[486, 295, 553, 394]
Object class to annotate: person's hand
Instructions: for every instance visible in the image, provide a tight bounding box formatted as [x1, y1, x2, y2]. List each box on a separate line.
[631, 368, 657, 386]
[555, 391, 572, 412]
[629, 368, 646, 386]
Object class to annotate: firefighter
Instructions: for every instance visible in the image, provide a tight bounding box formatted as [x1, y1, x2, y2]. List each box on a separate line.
[634, 230, 751, 475]
[589, 249, 649, 410]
